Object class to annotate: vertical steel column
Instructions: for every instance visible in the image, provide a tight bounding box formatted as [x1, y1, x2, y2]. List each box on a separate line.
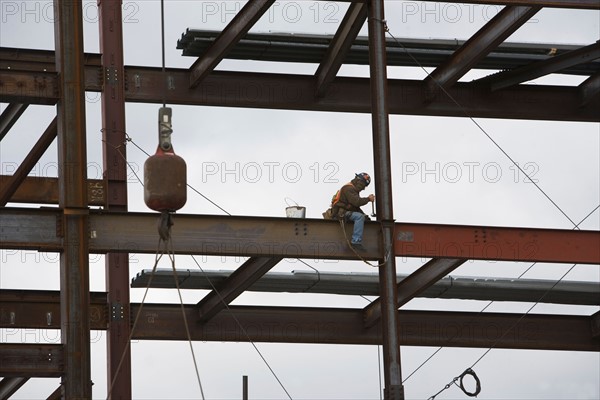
[53, 0, 91, 397]
[367, 1, 405, 399]
[98, 1, 131, 398]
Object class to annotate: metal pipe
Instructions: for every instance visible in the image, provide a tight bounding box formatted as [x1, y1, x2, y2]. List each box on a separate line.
[367, 1, 404, 399]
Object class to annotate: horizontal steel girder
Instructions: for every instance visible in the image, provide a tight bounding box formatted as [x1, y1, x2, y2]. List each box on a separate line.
[1, 290, 598, 351]
[0, 175, 106, 205]
[131, 269, 600, 306]
[1, 63, 599, 122]
[0, 344, 63, 377]
[1, 208, 599, 263]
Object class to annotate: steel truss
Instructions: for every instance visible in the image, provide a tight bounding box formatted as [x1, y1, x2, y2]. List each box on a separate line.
[0, 0, 599, 399]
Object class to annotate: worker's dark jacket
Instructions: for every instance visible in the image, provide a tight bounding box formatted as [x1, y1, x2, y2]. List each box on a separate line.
[332, 178, 369, 218]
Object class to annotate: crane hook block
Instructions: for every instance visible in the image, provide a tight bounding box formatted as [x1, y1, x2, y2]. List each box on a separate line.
[144, 145, 187, 212]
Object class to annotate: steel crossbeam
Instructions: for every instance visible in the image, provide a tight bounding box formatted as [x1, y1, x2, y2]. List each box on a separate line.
[1, 290, 598, 352]
[1, 208, 598, 264]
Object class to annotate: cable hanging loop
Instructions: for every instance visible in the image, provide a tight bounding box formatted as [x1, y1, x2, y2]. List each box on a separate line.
[428, 368, 481, 400]
[459, 368, 482, 397]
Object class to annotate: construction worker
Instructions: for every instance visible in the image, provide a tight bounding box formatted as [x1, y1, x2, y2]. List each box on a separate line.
[330, 172, 375, 250]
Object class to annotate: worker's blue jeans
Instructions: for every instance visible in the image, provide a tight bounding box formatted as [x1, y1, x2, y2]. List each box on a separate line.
[345, 211, 366, 244]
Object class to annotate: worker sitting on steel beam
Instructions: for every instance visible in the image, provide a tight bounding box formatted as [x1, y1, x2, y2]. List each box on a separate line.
[325, 172, 375, 251]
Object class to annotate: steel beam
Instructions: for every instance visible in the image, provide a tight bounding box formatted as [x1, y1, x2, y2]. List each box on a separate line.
[98, 0, 132, 398]
[592, 311, 600, 339]
[363, 258, 467, 328]
[132, 269, 600, 306]
[579, 72, 600, 107]
[367, 0, 404, 397]
[2, 66, 599, 122]
[0, 118, 57, 207]
[0, 289, 108, 330]
[124, 67, 600, 122]
[0, 377, 29, 399]
[0, 344, 63, 377]
[315, 2, 367, 97]
[53, 0, 92, 397]
[197, 256, 283, 323]
[424, 6, 540, 99]
[1, 208, 599, 263]
[1, 291, 597, 351]
[130, 304, 600, 352]
[0, 69, 59, 105]
[0, 176, 106, 205]
[483, 42, 600, 91]
[0, 103, 28, 141]
[189, 0, 275, 87]
[394, 222, 600, 264]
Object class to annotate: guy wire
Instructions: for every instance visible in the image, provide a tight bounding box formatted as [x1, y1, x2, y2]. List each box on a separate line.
[380, 20, 579, 228]
[190, 255, 294, 400]
[166, 235, 206, 399]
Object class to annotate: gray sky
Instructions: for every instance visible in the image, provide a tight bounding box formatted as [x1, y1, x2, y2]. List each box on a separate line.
[1, 0, 599, 399]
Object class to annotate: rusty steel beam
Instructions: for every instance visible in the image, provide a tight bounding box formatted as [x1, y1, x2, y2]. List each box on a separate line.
[189, 0, 275, 87]
[130, 304, 600, 352]
[98, 0, 132, 398]
[54, 0, 92, 397]
[315, 2, 367, 97]
[0, 344, 63, 377]
[0, 118, 57, 207]
[0, 69, 58, 105]
[579, 72, 600, 107]
[2, 66, 599, 122]
[197, 256, 283, 323]
[424, 6, 540, 99]
[0, 289, 108, 330]
[367, 0, 404, 397]
[124, 67, 600, 122]
[1, 291, 598, 351]
[484, 41, 600, 91]
[0, 377, 29, 399]
[363, 258, 467, 328]
[0, 103, 28, 141]
[0, 175, 106, 205]
[394, 222, 600, 264]
[1, 208, 599, 264]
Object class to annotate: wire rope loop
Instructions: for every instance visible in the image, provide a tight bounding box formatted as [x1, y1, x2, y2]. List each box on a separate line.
[459, 368, 482, 397]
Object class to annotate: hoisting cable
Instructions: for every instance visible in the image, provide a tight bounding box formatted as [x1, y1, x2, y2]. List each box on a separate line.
[120, 131, 297, 399]
[377, 18, 579, 228]
[190, 255, 294, 400]
[163, 218, 206, 399]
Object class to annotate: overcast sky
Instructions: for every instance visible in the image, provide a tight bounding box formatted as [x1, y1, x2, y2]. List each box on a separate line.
[1, 0, 599, 399]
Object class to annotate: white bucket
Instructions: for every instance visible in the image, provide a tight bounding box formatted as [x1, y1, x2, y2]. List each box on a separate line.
[285, 206, 306, 218]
